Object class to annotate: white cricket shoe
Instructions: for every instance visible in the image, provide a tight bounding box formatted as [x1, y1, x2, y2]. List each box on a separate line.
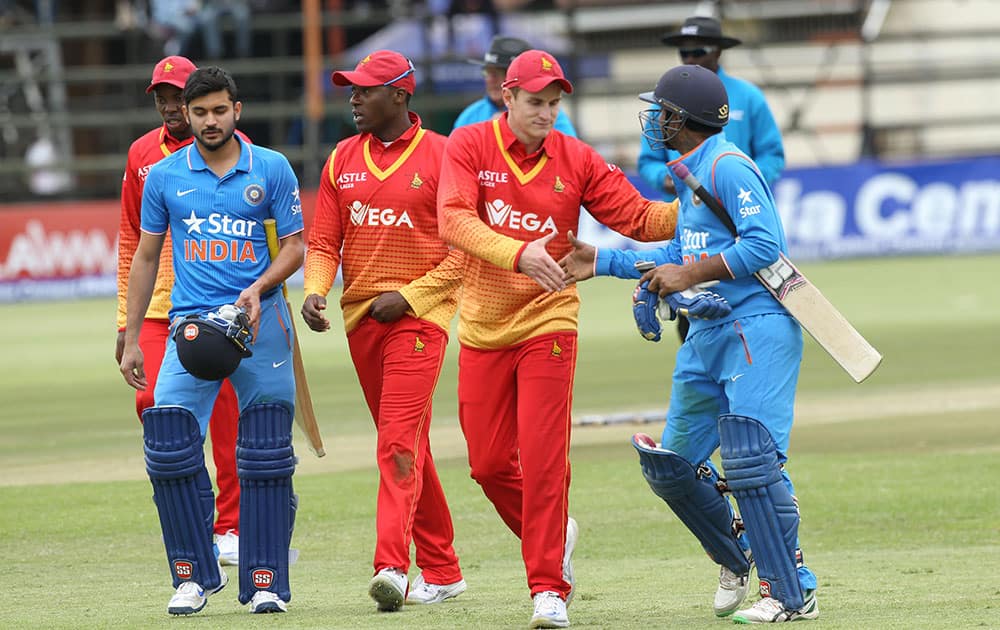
[166, 564, 228, 615]
[563, 517, 579, 607]
[715, 553, 753, 617]
[530, 591, 569, 629]
[369, 567, 408, 612]
[405, 572, 467, 604]
[215, 529, 239, 566]
[249, 590, 288, 614]
[732, 590, 819, 624]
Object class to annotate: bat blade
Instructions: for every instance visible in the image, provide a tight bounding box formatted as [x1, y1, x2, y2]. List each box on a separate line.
[757, 254, 882, 383]
[263, 218, 326, 457]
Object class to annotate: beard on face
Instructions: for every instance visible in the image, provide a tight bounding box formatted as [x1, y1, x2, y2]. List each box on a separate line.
[196, 125, 235, 152]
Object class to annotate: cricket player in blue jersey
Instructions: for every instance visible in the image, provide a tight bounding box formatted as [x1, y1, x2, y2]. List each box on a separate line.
[120, 66, 304, 617]
[560, 65, 818, 624]
[640, 15, 784, 343]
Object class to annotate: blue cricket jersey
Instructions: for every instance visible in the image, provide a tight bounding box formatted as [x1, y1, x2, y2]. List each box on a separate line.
[140, 135, 304, 318]
[453, 95, 578, 137]
[595, 133, 789, 335]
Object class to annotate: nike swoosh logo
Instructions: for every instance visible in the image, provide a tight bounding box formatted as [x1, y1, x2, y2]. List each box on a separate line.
[176, 188, 197, 197]
[272, 360, 287, 368]
[730, 373, 745, 382]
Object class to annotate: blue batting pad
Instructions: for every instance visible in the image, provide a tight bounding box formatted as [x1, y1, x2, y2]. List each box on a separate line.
[632, 435, 750, 574]
[143, 406, 222, 590]
[719, 414, 804, 610]
[237, 403, 296, 604]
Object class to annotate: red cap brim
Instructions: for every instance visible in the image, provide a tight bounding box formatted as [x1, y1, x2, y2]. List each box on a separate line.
[505, 77, 574, 95]
[146, 77, 187, 94]
[331, 70, 381, 88]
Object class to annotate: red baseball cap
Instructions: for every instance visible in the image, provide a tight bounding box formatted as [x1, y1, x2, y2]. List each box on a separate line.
[146, 55, 198, 94]
[501, 50, 573, 94]
[331, 50, 416, 95]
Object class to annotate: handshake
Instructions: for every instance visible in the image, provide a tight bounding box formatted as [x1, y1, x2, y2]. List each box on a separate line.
[632, 280, 732, 342]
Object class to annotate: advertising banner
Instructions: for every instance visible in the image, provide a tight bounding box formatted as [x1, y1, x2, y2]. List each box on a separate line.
[2, 156, 998, 302]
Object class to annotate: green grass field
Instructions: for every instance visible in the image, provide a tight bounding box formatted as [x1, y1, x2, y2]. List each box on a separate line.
[2, 254, 999, 628]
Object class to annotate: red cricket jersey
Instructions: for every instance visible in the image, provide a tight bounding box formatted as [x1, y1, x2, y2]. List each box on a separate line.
[304, 112, 463, 333]
[437, 114, 677, 349]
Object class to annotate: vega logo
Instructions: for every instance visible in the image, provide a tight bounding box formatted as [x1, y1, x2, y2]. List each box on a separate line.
[485, 199, 557, 233]
[348, 201, 414, 228]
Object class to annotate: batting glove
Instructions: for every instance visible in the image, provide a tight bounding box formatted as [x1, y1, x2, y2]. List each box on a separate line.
[658, 286, 733, 321]
[632, 281, 662, 342]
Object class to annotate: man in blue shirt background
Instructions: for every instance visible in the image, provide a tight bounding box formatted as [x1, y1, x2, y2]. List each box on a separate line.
[452, 34, 578, 136]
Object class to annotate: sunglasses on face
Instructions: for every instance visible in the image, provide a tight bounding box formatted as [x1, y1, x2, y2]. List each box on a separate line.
[679, 46, 718, 59]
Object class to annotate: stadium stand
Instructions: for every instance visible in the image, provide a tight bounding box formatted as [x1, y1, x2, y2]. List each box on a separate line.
[1, 0, 998, 201]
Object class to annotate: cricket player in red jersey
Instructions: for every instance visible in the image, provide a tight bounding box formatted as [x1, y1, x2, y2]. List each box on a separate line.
[437, 49, 678, 629]
[115, 55, 244, 565]
[301, 50, 466, 613]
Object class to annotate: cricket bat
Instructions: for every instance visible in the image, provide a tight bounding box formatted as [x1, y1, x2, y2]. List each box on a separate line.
[264, 218, 326, 456]
[671, 163, 882, 383]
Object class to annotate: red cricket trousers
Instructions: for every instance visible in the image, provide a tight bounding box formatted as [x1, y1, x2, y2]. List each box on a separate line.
[348, 315, 462, 584]
[457, 331, 576, 599]
[138, 318, 241, 534]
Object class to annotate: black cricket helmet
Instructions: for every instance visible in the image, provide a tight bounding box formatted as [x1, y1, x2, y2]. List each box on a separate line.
[173, 304, 253, 381]
[638, 64, 729, 149]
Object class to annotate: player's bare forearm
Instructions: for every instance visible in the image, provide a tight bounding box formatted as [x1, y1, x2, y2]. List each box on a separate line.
[115, 330, 126, 364]
[238, 232, 305, 333]
[120, 232, 163, 389]
[640, 254, 731, 297]
[250, 231, 306, 297]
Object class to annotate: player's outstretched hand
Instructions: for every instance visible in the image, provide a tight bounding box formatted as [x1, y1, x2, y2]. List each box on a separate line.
[370, 291, 410, 323]
[517, 231, 565, 293]
[558, 230, 596, 284]
[660, 286, 732, 321]
[301, 293, 331, 332]
[632, 281, 661, 342]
